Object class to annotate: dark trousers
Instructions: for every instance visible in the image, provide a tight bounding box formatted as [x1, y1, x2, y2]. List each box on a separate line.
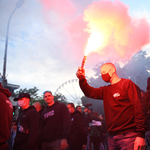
[108, 131, 137, 150]
[90, 136, 102, 150]
[68, 144, 82, 150]
[0, 142, 9, 150]
[13, 142, 27, 150]
[42, 139, 62, 150]
[13, 142, 36, 150]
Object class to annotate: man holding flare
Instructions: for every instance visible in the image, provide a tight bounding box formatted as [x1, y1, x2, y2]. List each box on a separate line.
[76, 62, 147, 150]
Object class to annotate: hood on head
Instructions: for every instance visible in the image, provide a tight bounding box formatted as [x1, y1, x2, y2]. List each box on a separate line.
[0, 83, 12, 97]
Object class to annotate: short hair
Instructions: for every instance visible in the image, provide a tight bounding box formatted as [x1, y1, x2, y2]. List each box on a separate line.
[100, 114, 104, 118]
[101, 62, 116, 72]
[76, 105, 81, 110]
[12, 119, 17, 124]
[93, 111, 99, 118]
[43, 91, 52, 95]
[32, 102, 42, 112]
[67, 103, 75, 108]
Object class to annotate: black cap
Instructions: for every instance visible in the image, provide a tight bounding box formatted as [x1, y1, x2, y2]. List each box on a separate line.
[14, 93, 30, 101]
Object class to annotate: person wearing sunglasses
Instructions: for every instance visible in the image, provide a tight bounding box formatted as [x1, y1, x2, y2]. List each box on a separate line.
[7, 120, 17, 150]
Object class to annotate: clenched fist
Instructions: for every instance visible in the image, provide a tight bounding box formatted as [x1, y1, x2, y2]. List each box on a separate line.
[76, 67, 85, 79]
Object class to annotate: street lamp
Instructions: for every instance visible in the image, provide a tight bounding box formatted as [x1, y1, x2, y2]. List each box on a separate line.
[2, 0, 25, 88]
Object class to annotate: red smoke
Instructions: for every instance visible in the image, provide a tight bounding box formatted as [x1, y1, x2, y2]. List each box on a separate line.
[83, 0, 150, 62]
[39, 0, 150, 63]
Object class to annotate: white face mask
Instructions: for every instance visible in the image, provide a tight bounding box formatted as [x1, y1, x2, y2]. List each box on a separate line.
[69, 109, 72, 113]
[18, 101, 24, 107]
[18, 97, 30, 109]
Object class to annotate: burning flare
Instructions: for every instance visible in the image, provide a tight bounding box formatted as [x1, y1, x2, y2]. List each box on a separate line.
[81, 31, 104, 68]
[82, 0, 150, 63]
[85, 31, 104, 56]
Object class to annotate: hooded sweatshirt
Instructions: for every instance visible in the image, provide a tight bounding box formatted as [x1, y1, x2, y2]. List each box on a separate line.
[143, 77, 150, 112]
[39, 101, 71, 143]
[0, 83, 13, 144]
[14, 106, 39, 150]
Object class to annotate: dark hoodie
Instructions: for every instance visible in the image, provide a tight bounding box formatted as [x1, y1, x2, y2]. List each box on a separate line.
[142, 77, 150, 130]
[14, 106, 39, 150]
[147, 77, 150, 91]
[68, 110, 87, 147]
[0, 83, 13, 144]
[143, 77, 150, 113]
[39, 101, 71, 143]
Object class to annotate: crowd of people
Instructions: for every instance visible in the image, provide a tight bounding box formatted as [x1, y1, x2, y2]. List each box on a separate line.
[0, 62, 150, 150]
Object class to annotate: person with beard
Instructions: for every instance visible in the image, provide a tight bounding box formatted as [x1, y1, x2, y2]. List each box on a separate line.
[13, 93, 39, 150]
[76, 62, 147, 150]
[76, 105, 82, 113]
[67, 103, 87, 150]
[0, 83, 13, 150]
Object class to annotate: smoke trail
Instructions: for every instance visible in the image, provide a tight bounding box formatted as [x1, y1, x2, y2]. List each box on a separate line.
[39, 0, 150, 63]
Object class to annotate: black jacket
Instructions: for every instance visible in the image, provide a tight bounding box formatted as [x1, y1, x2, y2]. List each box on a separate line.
[14, 106, 39, 150]
[90, 116, 102, 138]
[82, 112, 92, 134]
[0, 83, 13, 144]
[68, 110, 87, 146]
[142, 77, 150, 131]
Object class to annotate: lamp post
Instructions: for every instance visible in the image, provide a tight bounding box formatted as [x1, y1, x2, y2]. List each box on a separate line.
[2, 0, 25, 88]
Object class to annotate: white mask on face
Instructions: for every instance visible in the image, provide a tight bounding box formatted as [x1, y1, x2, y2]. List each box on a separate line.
[69, 109, 72, 113]
[18, 101, 24, 107]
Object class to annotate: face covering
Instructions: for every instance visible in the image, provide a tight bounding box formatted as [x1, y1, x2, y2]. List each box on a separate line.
[18, 101, 24, 107]
[69, 109, 72, 113]
[102, 73, 111, 83]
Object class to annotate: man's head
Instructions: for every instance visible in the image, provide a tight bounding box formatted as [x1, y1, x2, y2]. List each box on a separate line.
[43, 91, 54, 106]
[11, 120, 17, 131]
[67, 103, 75, 114]
[32, 102, 42, 112]
[84, 107, 89, 113]
[76, 106, 82, 113]
[140, 89, 145, 98]
[100, 62, 118, 83]
[14, 93, 30, 110]
[93, 111, 99, 118]
[99, 114, 104, 121]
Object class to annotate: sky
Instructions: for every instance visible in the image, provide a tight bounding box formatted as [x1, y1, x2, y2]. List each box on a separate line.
[0, 0, 150, 100]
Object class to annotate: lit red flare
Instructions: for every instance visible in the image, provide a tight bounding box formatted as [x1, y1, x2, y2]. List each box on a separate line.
[81, 55, 87, 68]
[81, 31, 104, 68]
